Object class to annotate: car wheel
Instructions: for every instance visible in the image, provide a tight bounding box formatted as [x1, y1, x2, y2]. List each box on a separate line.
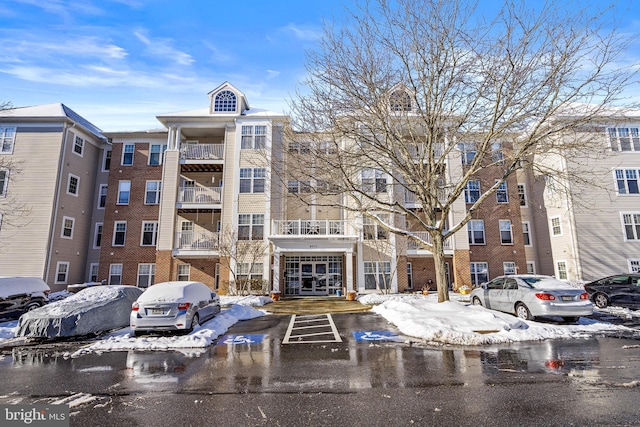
[593, 293, 609, 309]
[515, 303, 533, 320]
[24, 303, 42, 312]
[190, 314, 200, 332]
[562, 316, 579, 323]
[472, 297, 482, 306]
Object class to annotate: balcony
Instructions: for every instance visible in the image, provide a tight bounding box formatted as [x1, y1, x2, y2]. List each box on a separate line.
[407, 231, 453, 252]
[173, 231, 219, 257]
[404, 189, 451, 206]
[180, 143, 224, 160]
[177, 186, 222, 208]
[272, 220, 357, 237]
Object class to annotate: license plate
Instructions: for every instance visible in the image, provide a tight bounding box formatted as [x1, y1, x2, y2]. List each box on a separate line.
[561, 296, 573, 301]
[150, 308, 165, 315]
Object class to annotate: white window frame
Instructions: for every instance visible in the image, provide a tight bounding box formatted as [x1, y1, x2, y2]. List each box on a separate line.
[361, 168, 388, 193]
[177, 264, 191, 281]
[145, 181, 162, 205]
[67, 173, 80, 196]
[89, 263, 99, 282]
[117, 180, 131, 205]
[237, 262, 264, 282]
[109, 264, 123, 285]
[621, 212, 640, 241]
[526, 261, 536, 275]
[93, 222, 103, 249]
[140, 221, 158, 246]
[55, 261, 70, 284]
[0, 169, 9, 197]
[468, 219, 485, 245]
[121, 143, 134, 165]
[0, 126, 16, 154]
[214, 90, 237, 112]
[499, 219, 513, 245]
[517, 183, 527, 207]
[503, 261, 517, 275]
[614, 168, 640, 195]
[239, 168, 266, 193]
[470, 262, 489, 286]
[458, 142, 476, 165]
[556, 261, 568, 280]
[522, 221, 532, 246]
[137, 263, 156, 288]
[102, 150, 112, 172]
[465, 180, 481, 203]
[406, 262, 413, 290]
[550, 216, 562, 236]
[61, 216, 75, 239]
[608, 127, 640, 152]
[73, 135, 84, 157]
[496, 180, 508, 204]
[238, 214, 265, 240]
[148, 144, 167, 166]
[113, 221, 127, 246]
[98, 184, 108, 209]
[364, 261, 392, 290]
[241, 125, 267, 149]
[363, 214, 389, 240]
[629, 259, 640, 273]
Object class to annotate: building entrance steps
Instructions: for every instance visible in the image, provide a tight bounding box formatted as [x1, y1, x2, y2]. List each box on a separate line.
[262, 296, 373, 315]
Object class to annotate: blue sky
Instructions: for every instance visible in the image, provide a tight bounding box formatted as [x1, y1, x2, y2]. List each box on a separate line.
[1, 0, 639, 132]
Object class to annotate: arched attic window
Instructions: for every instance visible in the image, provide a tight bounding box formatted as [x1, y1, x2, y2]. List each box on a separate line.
[214, 90, 237, 112]
[389, 90, 412, 112]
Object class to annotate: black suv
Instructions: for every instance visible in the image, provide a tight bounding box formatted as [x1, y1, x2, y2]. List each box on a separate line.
[584, 274, 640, 309]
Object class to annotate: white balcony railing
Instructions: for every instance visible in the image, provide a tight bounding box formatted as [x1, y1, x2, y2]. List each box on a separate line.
[175, 231, 219, 250]
[407, 231, 452, 250]
[180, 143, 224, 160]
[178, 186, 222, 204]
[404, 189, 451, 205]
[272, 220, 356, 237]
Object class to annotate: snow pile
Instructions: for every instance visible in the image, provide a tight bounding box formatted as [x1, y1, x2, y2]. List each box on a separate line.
[0, 320, 17, 340]
[70, 304, 264, 357]
[368, 296, 635, 345]
[220, 295, 273, 307]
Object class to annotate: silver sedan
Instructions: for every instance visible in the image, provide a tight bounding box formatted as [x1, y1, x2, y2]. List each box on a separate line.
[470, 275, 593, 322]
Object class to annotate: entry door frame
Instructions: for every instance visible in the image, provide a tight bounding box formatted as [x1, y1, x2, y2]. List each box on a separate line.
[300, 261, 329, 296]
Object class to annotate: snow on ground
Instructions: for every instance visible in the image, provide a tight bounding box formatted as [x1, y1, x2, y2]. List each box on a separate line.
[220, 295, 273, 307]
[0, 320, 18, 340]
[359, 293, 638, 345]
[69, 304, 265, 358]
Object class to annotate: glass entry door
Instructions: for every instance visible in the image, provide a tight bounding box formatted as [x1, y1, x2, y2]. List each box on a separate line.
[300, 262, 328, 295]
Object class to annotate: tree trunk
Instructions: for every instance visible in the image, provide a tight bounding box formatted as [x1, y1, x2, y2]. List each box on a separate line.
[430, 232, 449, 302]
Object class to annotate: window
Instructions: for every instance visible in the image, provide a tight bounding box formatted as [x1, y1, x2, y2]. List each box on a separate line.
[551, 217, 562, 236]
[0, 169, 8, 197]
[406, 263, 413, 289]
[287, 180, 299, 194]
[458, 143, 476, 165]
[608, 127, 640, 152]
[177, 264, 190, 281]
[113, 221, 127, 246]
[364, 261, 391, 290]
[629, 259, 640, 273]
[89, 263, 99, 282]
[98, 184, 107, 208]
[522, 222, 532, 246]
[615, 169, 640, 194]
[361, 169, 388, 193]
[55, 262, 69, 284]
[241, 125, 267, 149]
[73, 136, 84, 156]
[67, 174, 79, 196]
[496, 181, 508, 203]
[503, 262, 517, 275]
[237, 263, 263, 282]
[470, 262, 488, 286]
[103, 150, 111, 171]
[389, 90, 412, 112]
[468, 220, 485, 244]
[109, 264, 122, 285]
[363, 214, 388, 240]
[517, 184, 527, 206]
[239, 168, 265, 193]
[94, 223, 103, 248]
[137, 264, 156, 288]
[556, 261, 568, 280]
[122, 144, 134, 165]
[622, 213, 640, 240]
[238, 214, 264, 240]
[61, 216, 75, 239]
[491, 142, 504, 164]
[214, 90, 237, 112]
[526, 262, 536, 274]
[499, 220, 513, 244]
[117, 181, 130, 204]
[145, 181, 162, 204]
[141, 221, 158, 246]
[149, 144, 167, 165]
[0, 127, 16, 154]
[465, 180, 480, 203]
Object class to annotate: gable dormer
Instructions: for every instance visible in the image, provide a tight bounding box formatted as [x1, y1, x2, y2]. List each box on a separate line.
[207, 82, 250, 115]
[388, 84, 413, 112]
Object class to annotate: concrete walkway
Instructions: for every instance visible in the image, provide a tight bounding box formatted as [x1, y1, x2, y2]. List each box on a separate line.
[262, 296, 373, 315]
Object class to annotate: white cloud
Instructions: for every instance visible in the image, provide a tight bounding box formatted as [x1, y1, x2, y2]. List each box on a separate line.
[282, 23, 322, 41]
[133, 29, 194, 66]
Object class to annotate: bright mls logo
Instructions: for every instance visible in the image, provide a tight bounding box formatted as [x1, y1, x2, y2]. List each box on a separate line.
[1, 405, 69, 426]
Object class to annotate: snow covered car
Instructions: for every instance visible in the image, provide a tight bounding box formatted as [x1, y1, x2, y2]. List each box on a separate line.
[0, 277, 50, 319]
[130, 281, 221, 335]
[470, 275, 593, 322]
[15, 285, 143, 339]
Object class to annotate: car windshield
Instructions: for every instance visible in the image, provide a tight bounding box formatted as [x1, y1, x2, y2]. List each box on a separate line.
[520, 276, 570, 290]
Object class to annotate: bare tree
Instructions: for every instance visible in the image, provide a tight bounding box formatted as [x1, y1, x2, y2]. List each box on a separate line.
[217, 228, 268, 296]
[280, 0, 638, 302]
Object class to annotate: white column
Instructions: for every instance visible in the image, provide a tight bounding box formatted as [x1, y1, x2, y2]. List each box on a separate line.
[345, 250, 354, 292]
[272, 249, 280, 293]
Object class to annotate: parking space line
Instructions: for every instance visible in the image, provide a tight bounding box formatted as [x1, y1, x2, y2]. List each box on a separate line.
[282, 313, 342, 344]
